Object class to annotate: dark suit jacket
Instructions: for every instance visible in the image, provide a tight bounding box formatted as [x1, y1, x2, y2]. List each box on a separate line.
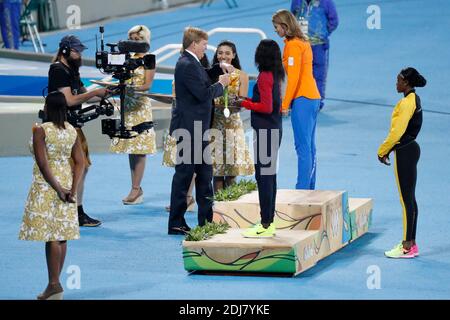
[171, 51, 224, 137]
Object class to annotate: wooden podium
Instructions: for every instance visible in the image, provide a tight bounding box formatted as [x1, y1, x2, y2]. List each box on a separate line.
[183, 190, 373, 276]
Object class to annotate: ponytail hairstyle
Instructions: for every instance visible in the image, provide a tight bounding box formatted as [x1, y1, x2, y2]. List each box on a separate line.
[45, 91, 68, 129]
[399, 67, 427, 88]
[272, 9, 307, 41]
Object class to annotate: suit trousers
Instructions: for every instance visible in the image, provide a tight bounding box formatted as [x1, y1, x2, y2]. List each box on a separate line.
[168, 161, 214, 229]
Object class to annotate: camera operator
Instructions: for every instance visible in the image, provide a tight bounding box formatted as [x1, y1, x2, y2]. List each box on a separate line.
[48, 35, 108, 227]
[110, 25, 156, 205]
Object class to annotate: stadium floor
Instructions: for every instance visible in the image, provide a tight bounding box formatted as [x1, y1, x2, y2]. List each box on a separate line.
[1, 0, 449, 299]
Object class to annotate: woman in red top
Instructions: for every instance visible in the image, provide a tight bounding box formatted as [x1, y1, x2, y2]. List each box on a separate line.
[239, 39, 285, 238]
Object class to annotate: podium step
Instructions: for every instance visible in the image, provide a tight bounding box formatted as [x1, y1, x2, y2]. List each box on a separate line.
[185, 190, 374, 276]
[213, 189, 347, 231]
[213, 189, 350, 260]
[183, 229, 320, 276]
[349, 198, 373, 242]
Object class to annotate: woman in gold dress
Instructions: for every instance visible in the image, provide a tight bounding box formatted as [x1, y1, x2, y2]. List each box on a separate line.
[19, 92, 85, 300]
[210, 41, 254, 191]
[110, 25, 156, 204]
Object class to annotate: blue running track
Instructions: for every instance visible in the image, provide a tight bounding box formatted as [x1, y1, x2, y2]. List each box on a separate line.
[1, 0, 449, 299]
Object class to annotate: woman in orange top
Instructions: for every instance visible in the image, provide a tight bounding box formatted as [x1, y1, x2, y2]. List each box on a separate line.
[273, 9, 321, 189]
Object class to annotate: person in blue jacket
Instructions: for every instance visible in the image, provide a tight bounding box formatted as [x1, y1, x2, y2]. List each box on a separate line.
[0, 0, 23, 50]
[291, 0, 338, 110]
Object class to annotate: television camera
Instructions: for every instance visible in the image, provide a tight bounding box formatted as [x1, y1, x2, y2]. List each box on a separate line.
[40, 27, 156, 139]
[95, 26, 156, 139]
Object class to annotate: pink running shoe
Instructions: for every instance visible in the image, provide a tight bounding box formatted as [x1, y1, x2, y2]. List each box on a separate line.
[410, 244, 419, 257]
[384, 243, 416, 259]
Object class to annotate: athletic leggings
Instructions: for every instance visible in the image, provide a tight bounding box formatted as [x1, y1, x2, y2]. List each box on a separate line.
[254, 128, 282, 226]
[394, 140, 420, 242]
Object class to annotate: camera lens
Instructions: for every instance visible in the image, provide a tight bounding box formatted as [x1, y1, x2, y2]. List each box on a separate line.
[106, 106, 114, 117]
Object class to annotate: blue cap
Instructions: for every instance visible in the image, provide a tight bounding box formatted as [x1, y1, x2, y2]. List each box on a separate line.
[59, 35, 87, 53]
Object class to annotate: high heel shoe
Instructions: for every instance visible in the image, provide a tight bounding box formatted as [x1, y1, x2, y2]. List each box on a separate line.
[165, 196, 196, 212]
[37, 283, 64, 300]
[122, 187, 143, 205]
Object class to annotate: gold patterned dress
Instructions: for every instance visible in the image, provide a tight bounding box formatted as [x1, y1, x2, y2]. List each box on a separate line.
[210, 69, 254, 177]
[19, 122, 80, 242]
[162, 81, 177, 167]
[110, 65, 156, 155]
[162, 103, 178, 167]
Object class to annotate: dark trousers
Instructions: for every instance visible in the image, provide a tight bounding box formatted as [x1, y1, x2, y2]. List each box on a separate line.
[394, 141, 420, 242]
[254, 128, 282, 226]
[312, 43, 329, 109]
[168, 162, 214, 229]
[0, 2, 21, 50]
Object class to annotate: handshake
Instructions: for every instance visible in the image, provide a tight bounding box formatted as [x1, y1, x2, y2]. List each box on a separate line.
[217, 61, 235, 87]
[218, 74, 231, 87]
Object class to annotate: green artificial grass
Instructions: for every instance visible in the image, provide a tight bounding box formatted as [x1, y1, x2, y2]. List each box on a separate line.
[185, 222, 231, 241]
[213, 179, 257, 202]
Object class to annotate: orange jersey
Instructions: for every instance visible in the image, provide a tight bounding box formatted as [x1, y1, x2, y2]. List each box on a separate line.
[282, 38, 321, 110]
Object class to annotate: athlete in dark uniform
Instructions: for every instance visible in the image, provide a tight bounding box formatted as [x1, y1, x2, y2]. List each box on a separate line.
[378, 67, 427, 259]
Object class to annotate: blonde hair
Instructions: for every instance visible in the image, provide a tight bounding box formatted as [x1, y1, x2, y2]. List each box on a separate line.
[272, 9, 307, 41]
[182, 26, 208, 50]
[128, 25, 151, 44]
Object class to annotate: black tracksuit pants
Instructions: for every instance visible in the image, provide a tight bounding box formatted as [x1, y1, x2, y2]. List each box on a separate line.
[254, 128, 282, 226]
[394, 140, 420, 242]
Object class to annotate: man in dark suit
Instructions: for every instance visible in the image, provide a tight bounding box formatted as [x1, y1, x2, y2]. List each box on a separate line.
[168, 27, 231, 235]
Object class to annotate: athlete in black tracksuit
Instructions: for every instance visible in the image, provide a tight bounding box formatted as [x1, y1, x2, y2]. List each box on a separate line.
[378, 67, 427, 258]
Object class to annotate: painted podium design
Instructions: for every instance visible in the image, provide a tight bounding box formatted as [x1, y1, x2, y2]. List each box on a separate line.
[183, 190, 373, 276]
